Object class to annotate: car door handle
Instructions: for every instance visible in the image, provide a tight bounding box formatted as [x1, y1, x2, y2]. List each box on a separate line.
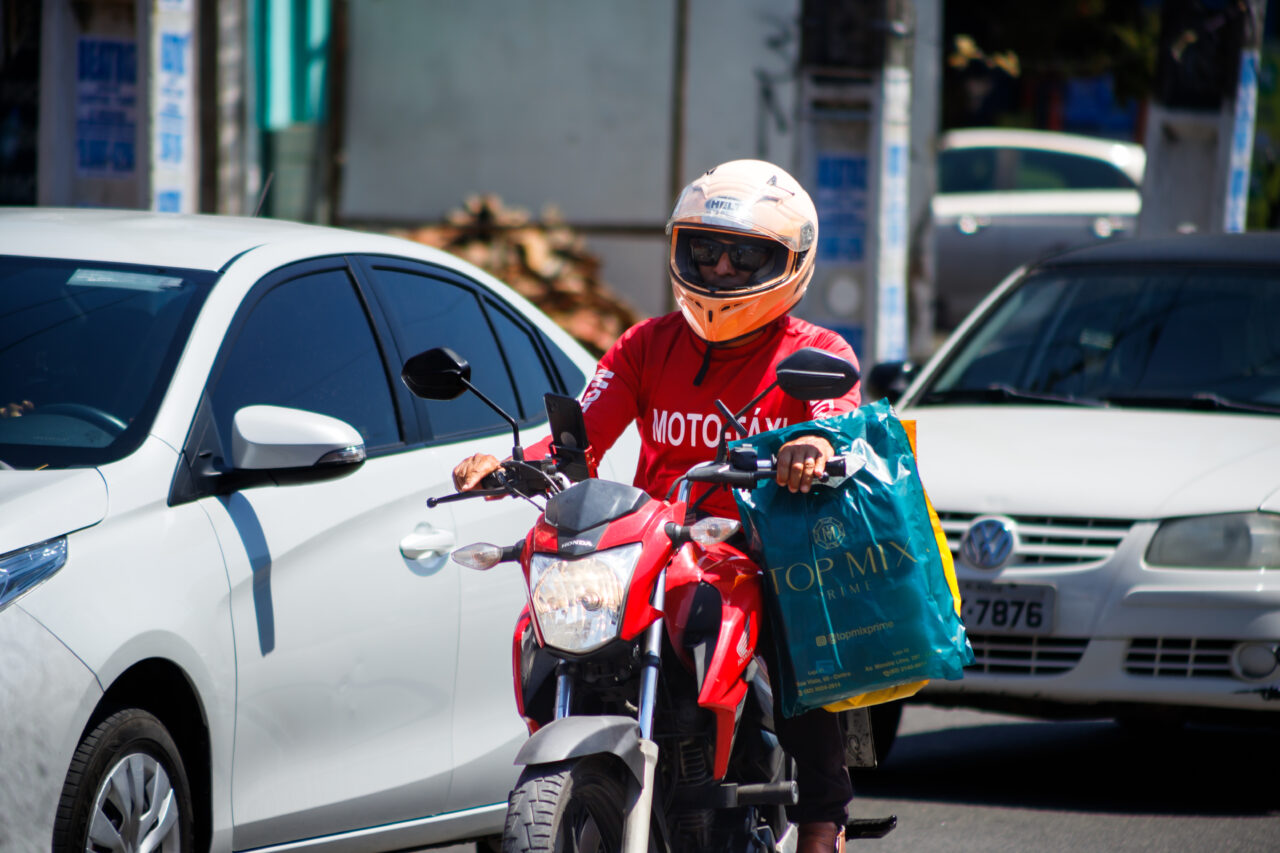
[400, 524, 455, 560]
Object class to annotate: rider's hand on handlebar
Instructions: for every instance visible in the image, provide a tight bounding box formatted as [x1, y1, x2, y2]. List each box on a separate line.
[453, 453, 502, 491]
[776, 435, 834, 494]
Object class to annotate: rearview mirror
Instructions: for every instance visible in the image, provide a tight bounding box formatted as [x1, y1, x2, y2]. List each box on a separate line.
[774, 347, 860, 401]
[400, 346, 525, 457]
[866, 361, 916, 404]
[401, 347, 471, 400]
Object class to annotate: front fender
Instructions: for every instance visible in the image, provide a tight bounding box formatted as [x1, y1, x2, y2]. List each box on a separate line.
[514, 715, 646, 784]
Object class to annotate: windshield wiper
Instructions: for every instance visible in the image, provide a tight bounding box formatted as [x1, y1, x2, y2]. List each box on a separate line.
[1101, 392, 1280, 414]
[919, 384, 1104, 407]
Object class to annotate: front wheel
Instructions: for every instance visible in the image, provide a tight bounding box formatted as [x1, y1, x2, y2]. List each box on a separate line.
[503, 757, 630, 853]
[52, 708, 195, 852]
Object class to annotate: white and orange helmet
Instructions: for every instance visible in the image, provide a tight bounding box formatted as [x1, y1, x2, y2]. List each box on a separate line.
[666, 159, 818, 343]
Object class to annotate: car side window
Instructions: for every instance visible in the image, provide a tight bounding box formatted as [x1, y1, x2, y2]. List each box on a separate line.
[369, 267, 534, 440]
[482, 296, 569, 414]
[210, 268, 400, 457]
[1014, 149, 1137, 191]
[938, 147, 998, 193]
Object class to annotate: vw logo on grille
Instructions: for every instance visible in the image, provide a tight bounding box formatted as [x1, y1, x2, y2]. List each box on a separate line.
[960, 517, 1015, 570]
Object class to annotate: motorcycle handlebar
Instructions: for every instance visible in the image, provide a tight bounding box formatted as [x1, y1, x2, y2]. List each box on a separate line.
[683, 453, 850, 489]
[432, 450, 855, 507]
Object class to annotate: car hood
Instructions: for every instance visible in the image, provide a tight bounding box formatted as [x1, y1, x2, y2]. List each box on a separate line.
[898, 405, 1280, 519]
[0, 469, 108, 556]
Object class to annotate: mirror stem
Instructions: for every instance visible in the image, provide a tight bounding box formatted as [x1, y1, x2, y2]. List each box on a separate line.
[737, 380, 778, 423]
[460, 377, 523, 458]
[712, 381, 778, 463]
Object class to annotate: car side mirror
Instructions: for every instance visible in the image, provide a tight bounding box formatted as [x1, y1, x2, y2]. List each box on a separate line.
[401, 346, 472, 400]
[230, 405, 365, 485]
[774, 347, 860, 401]
[867, 361, 917, 404]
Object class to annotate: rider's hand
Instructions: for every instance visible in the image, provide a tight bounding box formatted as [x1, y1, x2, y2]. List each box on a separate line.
[776, 435, 834, 494]
[453, 453, 501, 491]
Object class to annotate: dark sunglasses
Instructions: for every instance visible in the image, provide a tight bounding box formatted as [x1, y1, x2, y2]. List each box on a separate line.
[688, 236, 775, 273]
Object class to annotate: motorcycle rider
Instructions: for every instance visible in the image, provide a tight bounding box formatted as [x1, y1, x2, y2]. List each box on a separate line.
[454, 159, 860, 853]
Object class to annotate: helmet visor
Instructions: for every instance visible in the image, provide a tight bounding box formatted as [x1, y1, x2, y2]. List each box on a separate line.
[670, 226, 794, 293]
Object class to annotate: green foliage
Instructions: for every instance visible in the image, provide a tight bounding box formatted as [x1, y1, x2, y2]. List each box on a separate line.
[945, 0, 1161, 107]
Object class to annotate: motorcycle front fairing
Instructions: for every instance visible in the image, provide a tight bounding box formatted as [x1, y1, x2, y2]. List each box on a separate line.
[516, 475, 768, 781]
[664, 539, 765, 779]
[521, 478, 677, 653]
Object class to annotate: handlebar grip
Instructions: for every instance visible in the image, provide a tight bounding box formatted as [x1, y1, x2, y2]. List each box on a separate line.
[684, 465, 764, 488]
[825, 456, 846, 478]
[719, 470, 764, 488]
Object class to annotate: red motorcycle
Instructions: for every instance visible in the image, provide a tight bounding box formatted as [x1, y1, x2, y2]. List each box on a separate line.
[402, 346, 895, 853]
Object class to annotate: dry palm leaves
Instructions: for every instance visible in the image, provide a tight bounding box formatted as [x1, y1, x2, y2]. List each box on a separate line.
[398, 195, 641, 357]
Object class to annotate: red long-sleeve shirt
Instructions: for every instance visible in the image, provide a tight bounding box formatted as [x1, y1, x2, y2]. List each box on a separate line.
[538, 312, 861, 519]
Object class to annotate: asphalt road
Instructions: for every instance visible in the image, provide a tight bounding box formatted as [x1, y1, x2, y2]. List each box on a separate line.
[850, 703, 1280, 852]
[438, 703, 1278, 853]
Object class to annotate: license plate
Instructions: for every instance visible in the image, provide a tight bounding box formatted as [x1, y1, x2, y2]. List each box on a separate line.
[960, 581, 1055, 635]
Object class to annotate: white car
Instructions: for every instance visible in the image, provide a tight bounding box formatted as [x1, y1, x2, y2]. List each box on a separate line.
[876, 232, 1280, 730]
[932, 128, 1146, 327]
[0, 208, 637, 852]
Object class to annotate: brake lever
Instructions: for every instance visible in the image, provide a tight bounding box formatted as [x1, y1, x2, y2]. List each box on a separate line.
[426, 488, 508, 508]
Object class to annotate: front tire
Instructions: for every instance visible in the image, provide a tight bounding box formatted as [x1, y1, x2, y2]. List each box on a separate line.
[52, 708, 195, 853]
[503, 757, 629, 853]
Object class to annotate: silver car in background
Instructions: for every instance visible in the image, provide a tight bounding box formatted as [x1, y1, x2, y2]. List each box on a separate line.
[932, 128, 1146, 328]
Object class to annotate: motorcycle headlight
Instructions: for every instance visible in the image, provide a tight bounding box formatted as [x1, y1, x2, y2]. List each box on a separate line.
[0, 538, 69, 613]
[529, 543, 643, 653]
[1146, 512, 1280, 568]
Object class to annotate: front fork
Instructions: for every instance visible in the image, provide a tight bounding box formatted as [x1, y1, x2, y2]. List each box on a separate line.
[533, 569, 667, 853]
[623, 568, 665, 853]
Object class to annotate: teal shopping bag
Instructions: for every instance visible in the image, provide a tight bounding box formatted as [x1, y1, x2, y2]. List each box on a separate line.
[731, 399, 973, 718]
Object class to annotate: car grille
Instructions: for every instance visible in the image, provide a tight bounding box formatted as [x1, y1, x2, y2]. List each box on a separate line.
[1124, 638, 1236, 678]
[938, 511, 1133, 567]
[965, 633, 1089, 675]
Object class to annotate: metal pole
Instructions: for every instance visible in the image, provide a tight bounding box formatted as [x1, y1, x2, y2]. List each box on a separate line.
[664, 0, 689, 314]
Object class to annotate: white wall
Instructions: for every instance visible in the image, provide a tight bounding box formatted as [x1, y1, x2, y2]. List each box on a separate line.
[339, 0, 802, 319]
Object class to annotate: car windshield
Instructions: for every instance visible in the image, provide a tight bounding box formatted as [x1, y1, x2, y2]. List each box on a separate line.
[0, 256, 215, 469]
[918, 264, 1280, 414]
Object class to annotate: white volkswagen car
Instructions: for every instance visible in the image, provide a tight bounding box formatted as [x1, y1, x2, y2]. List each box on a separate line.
[0, 208, 637, 852]
[875, 233, 1280, 732]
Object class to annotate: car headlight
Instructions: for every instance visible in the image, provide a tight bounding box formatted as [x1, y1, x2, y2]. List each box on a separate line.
[0, 538, 69, 612]
[529, 543, 643, 653]
[1146, 512, 1280, 568]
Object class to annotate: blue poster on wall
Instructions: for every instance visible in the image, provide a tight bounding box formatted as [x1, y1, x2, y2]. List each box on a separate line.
[75, 37, 138, 180]
[814, 155, 868, 263]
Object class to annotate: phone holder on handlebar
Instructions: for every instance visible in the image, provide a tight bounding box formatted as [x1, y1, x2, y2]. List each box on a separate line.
[544, 392, 594, 482]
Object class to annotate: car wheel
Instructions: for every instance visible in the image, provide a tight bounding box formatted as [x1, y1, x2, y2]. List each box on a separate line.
[52, 708, 195, 852]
